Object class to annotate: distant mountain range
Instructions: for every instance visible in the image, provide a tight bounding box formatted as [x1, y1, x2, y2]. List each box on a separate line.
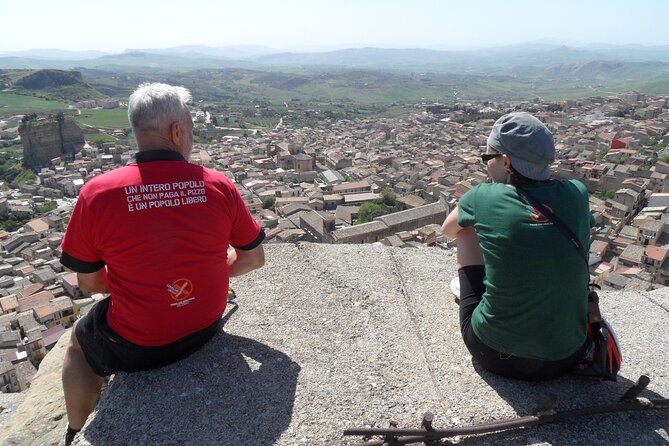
[2, 43, 669, 104]
[2, 43, 669, 75]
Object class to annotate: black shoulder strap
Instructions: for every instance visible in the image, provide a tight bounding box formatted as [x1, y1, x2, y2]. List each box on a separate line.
[515, 186, 589, 266]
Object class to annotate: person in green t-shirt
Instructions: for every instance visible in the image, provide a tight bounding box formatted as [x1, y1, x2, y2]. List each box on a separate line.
[442, 112, 590, 381]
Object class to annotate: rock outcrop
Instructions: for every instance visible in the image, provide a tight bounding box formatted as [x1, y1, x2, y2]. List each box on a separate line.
[1, 243, 668, 446]
[19, 117, 84, 169]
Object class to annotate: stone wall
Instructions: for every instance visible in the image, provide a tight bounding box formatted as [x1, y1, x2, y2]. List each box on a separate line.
[19, 118, 84, 169]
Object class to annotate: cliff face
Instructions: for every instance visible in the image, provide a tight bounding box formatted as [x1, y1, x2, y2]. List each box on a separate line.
[1, 243, 668, 446]
[19, 118, 84, 169]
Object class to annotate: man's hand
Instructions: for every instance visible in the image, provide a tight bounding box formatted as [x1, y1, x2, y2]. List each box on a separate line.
[226, 246, 237, 267]
[77, 268, 109, 293]
[228, 244, 265, 277]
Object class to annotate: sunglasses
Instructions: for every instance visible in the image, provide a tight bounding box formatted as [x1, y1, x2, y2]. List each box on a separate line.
[481, 153, 503, 162]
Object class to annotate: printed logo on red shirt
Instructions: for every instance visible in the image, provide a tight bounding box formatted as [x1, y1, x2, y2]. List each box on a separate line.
[166, 278, 193, 301]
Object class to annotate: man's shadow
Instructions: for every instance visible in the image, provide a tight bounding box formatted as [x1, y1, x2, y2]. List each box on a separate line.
[451, 360, 669, 445]
[82, 331, 300, 446]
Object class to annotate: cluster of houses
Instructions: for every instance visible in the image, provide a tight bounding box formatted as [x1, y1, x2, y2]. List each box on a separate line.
[0, 90, 668, 394]
[0, 213, 98, 392]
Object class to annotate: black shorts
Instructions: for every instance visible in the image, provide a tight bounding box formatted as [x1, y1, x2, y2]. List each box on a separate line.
[75, 298, 221, 377]
[458, 265, 585, 381]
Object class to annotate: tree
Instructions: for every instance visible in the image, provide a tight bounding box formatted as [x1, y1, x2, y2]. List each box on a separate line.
[18, 113, 37, 133]
[1, 218, 27, 232]
[593, 189, 616, 200]
[35, 201, 57, 214]
[261, 196, 276, 210]
[93, 137, 107, 149]
[380, 188, 396, 207]
[356, 202, 388, 224]
[10, 169, 36, 187]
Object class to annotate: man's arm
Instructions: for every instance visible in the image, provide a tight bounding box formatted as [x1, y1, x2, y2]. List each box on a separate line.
[441, 206, 464, 240]
[228, 244, 265, 277]
[77, 268, 109, 293]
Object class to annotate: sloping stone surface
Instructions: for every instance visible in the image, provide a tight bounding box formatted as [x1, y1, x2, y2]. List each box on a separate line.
[2, 243, 668, 445]
[0, 393, 26, 434]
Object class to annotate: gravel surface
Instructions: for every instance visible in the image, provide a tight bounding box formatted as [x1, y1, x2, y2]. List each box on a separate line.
[0, 393, 26, 430]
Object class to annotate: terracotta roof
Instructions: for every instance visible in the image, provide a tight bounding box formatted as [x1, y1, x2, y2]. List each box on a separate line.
[17, 265, 35, 276]
[18, 290, 54, 313]
[332, 181, 370, 193]
[42, 324, 66, 347]
[25, 218, 49, 233]
[645, 245, 667, 261]
[21, 283, 45, 297]
[617, 266, 642, 276]
[0, 294, 18, 313]
[62, 272, 78, 287]
[33, 304, 55, 319]
[589, 240, 608, 255]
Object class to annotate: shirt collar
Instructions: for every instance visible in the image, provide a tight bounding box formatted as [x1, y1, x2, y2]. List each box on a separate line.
[127, 149, 186, 165]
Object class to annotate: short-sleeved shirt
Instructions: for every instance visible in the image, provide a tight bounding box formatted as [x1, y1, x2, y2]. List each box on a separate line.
[61, 150, 264, 346]
[457, 179, 592, 360]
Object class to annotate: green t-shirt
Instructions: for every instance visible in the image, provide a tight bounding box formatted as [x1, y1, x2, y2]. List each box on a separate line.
[458, 179, 592, 360]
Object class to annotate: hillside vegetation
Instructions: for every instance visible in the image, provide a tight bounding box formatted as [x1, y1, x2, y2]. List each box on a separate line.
[1, 69, 103, 101]
[17, 70, 83, 89]
[0, 51, 667, 133]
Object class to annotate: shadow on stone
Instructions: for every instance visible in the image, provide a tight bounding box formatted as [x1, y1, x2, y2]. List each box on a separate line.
[466, 363, 669, 445]
[80, 333, 300, 446]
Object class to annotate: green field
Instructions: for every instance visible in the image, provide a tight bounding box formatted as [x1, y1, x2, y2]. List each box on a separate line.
[0, 92, 69, 114]
[83, 130, 118, 143]
[0, 142, 24, 156]
[77, 108, 129, 128]
[243, 117, 280, 129]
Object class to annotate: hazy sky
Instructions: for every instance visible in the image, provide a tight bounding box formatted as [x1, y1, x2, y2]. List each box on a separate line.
[3, 0, 668, 53]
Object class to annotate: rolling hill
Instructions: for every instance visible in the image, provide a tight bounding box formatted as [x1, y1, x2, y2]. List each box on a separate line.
[1, 69, 103, 101]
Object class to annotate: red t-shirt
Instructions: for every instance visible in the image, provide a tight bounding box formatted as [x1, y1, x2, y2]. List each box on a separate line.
[61, 150, 263, 345]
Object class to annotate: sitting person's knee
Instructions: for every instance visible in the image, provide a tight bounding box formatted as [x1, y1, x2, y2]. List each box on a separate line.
[67, 321, 85, 353]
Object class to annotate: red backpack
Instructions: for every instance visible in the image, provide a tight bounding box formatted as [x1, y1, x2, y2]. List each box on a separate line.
[572, 289, 622, 381]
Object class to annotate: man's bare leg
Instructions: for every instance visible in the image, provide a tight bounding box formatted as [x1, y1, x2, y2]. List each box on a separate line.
[62, 321, 104, 430]
[455, 227, 484, 269]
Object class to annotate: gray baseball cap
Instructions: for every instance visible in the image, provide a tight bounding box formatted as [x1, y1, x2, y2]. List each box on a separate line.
[487, 112, 555, 181]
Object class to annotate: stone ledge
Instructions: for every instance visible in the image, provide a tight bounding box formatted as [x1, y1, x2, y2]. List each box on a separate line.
[1, 243, 668, 445]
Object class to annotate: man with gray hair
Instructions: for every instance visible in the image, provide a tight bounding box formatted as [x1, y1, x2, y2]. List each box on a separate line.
[60, 83, 265, 444]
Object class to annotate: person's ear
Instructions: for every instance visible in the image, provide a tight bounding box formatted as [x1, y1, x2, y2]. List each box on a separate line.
[502, 154, 512, 171]
[169, 121, 181, 147]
